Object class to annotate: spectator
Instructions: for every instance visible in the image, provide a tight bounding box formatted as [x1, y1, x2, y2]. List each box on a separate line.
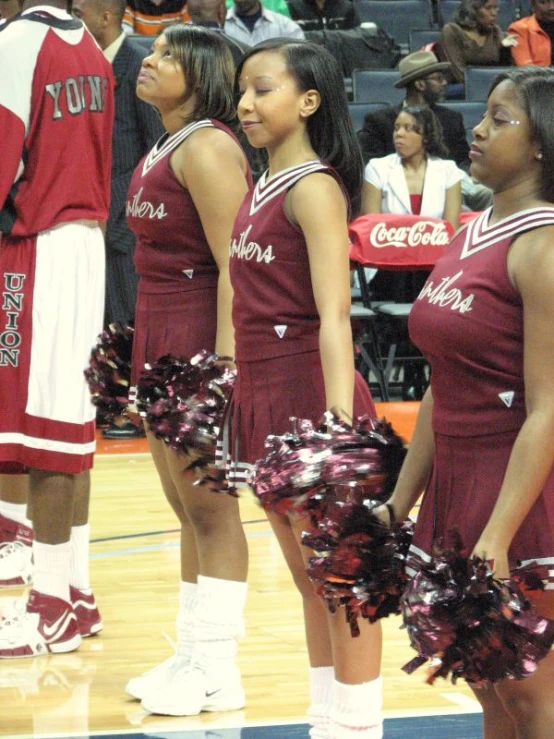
[123, 0, 190, 35]
[362, 106, 463, 228]
[439, 0, 512, 87]
[508, 0, 554, 66]
[189, 0, 249, 65]
[224, 0, 304, 44]
[287, 0, 359, 30]
[357, 50, 492, 212]
[73, 0, 164, 440]
[0, 0, 113, 656]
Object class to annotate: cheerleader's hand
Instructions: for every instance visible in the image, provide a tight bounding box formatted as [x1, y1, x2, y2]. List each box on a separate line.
[371, 502, 396, 530]
[472, 537, 510, 580]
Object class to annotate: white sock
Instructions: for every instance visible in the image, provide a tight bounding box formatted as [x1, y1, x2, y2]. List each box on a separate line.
[329, 677, 383, 739]
[0, 501, 32, 529]
[176, 580, 197, 660]
[33, 541, 71, 602]
[69, 523, 91, 592]
[191, 575, 247, 673]
[308, 665, 334, 739]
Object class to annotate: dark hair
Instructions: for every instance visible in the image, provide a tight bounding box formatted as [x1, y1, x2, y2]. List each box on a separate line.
[398, 105, 449, 158]
[454, 0, 494, 29]
[235, 39, 364, 217]
[489, 67, 554, 203]
[164, 24, 235, 126]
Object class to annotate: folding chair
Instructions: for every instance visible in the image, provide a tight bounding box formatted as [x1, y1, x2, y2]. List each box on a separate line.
[349, 213, 454, 399]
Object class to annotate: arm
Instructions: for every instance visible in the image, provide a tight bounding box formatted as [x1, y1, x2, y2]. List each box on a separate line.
[440, 24, 467, 83]
[472, 227, 554, 577]
[442, 181, 462, 229]
[171, 128, 250, 358]
[361, 182, 383, 215]
[383, 387, 436, 522]
[288, 173, 354, 418]
[507, 21, 533, 66]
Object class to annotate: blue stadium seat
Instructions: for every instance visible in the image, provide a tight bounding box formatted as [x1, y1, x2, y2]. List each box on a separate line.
[409, 28, 442, 51]
[464, 66, 507, 101]
[351, 69, 404, 104]
[441, 100, 486, 143]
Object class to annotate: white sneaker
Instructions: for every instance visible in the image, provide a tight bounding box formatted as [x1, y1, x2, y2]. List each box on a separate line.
[141, 664, 245, 716]
[0, 542, 33, 588]
[125, 653, 190, 700]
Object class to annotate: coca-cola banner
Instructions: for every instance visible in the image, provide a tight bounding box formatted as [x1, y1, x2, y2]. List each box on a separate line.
[349, 213, 454, 270]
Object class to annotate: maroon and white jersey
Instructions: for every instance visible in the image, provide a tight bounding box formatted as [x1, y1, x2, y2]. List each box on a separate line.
[230, 160, 344, 362]
[410, 207, 554, 436]
[127, 119, 249, 294]
[0, 7, 114, 237]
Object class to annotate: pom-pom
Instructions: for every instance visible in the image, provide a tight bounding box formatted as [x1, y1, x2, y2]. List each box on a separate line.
[304, 489, 414, 635]
[250, 412, 406, 517]
[135, 350, 235, 466]
[84, 323, 134, 422]
[401, 541, 554, 684]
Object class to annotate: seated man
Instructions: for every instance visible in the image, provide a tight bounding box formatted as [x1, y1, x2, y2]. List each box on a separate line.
[189, 0, 249, 66]
[224, 0, 304, 44]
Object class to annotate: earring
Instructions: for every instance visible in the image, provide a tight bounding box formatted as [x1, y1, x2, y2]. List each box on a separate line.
[300, 111, 307, 118]
[536, 152, 544, 160]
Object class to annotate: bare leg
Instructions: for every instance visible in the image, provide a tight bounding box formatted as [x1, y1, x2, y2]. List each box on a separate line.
[267, 510, 332, 667]
[146, 430, 198, 582]
[28, 470, 75, 544]
[469, 683, 517, 739]
[165, 445, 247, 581]
[0, 474, 29, 505]
[494, 592, 554, 739]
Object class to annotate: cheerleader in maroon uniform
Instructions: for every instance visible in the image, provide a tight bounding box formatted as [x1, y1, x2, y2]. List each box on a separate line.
[225, 40, 381, 739]
[378, 67, 554, 738]
[124, 26, 252, 717]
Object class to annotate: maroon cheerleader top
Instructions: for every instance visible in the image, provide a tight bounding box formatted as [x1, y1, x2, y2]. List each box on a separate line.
[409, 206, 554, 437]
[230, 160, 347, 362]
[127, 119, 242, 295]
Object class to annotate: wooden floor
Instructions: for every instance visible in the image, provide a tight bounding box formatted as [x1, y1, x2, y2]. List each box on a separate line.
[0, 403, 481, 738]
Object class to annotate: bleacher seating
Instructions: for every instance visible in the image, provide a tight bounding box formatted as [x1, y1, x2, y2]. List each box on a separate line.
[409, 28, 441, 51]
[464, 65, 508, 101]
[352, 68, 404, 104]
[354, 0, 436, 52]
[442, 100, 486, 143]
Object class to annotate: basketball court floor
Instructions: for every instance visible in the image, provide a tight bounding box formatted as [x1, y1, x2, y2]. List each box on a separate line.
[0, 402, 484, 739]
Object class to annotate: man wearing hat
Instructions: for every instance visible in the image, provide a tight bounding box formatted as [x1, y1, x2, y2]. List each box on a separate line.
[357, 50, 470, 170]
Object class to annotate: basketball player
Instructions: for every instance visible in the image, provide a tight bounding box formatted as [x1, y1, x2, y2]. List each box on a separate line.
[221, 40, 383, 739]
[0, 0, 114, 656]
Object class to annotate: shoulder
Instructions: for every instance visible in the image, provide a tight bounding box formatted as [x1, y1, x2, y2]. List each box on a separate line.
[442, 22, 464, 39]
[511, 222, 554, 292]
[177, 124, 243, 168]
[289, 171, 347, 219]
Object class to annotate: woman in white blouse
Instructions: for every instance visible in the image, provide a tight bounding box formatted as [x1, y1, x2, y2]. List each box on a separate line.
[362, 105, 463, 229]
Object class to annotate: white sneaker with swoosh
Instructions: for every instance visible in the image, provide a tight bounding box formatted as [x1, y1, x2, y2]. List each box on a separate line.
[0, 590, 81, 659]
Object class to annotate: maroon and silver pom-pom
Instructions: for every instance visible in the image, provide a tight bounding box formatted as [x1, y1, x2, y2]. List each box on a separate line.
[401, 542, 554, 684]
[136, 350, 235, 467]
[84, 323, 134, 422]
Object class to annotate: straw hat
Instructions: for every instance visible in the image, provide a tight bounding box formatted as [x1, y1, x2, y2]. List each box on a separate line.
[394, 50, 452, 88]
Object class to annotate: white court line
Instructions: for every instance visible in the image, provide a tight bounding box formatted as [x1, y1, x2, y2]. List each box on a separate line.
[440, 691, 482, 712]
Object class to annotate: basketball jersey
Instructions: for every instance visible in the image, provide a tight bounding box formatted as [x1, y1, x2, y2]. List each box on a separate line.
[127, 119, 249, 295]
[0, 7, 114, 237]
[409, 207, 554, 436]
[231, 160, 344, 362]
